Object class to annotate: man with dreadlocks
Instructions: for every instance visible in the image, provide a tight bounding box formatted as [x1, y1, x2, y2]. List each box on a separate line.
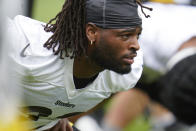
[6, 0, 152, 130]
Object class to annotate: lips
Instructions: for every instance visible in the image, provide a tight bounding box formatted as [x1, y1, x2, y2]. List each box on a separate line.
[123, 58, 134, 64]
[123, 53, 137, 64]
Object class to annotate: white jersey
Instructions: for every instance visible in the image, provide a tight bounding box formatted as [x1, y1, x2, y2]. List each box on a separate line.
[6, 15, 143, 130]
[139, 2, 196, 72]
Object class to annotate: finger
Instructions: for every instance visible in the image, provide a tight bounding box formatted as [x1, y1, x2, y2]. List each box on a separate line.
[66, 121, 73, 131]
[58, 118, 73, 131]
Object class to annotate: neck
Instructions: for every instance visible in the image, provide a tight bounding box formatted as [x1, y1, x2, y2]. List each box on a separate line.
[73, 55, 104, 78]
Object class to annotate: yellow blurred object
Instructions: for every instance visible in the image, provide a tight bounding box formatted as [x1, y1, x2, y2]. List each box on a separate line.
[69, 121, 74, 127]
[150, 0, 174, 3]
[0, 116, 31, 131]
[150, 0, 192, 4]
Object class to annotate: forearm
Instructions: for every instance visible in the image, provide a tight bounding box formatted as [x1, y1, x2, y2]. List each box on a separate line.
[103, 88, 150, 129]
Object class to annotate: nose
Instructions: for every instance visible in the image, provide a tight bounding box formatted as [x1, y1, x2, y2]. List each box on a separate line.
[128, 37, 140, 51]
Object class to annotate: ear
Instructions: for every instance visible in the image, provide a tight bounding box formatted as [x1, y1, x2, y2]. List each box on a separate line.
[86, 23, 99, 43]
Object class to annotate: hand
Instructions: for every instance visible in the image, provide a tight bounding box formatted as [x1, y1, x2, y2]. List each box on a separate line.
[45, 118, 73, 131]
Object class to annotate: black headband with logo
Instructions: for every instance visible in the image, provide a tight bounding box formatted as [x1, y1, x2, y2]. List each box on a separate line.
[86, 0, 142, 29]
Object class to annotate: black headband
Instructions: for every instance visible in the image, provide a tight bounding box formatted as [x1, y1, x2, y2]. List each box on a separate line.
[86, 0, 142, 29]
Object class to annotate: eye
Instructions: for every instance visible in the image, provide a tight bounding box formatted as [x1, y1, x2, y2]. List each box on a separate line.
[137, 33, 141, 40]
[120, 34, 131, 40]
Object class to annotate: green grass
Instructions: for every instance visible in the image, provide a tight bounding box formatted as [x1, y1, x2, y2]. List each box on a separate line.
[32, 0, 65, 23]
[103, 97, 151, 131]
[123, 116, 151, 131]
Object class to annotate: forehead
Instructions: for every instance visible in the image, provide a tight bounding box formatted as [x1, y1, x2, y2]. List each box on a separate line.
[100, 26, 142, 34]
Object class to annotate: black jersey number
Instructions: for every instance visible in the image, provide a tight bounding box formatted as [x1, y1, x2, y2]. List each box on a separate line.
[21, 106, 83, 121]
[21, 106, 52, 121]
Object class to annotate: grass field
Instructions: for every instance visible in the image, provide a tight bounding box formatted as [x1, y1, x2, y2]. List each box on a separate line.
[31, 1, 151, 131]
[32, 0, 65, 23]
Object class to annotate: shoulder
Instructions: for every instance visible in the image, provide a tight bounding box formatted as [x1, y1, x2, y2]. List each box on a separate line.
[7, 15, 54, 57]
[7, 15, 47, 36]
[12, 15, 52, 46]
[7, 16, 60, 72]
[12, 15, 46, 29]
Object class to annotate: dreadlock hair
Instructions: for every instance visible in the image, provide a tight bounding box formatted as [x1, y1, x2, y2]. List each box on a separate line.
[136, 0, 153, 18]
[44, 0, 88, 59]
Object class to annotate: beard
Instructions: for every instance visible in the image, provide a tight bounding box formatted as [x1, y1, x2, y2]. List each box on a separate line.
[89, 39, 132, 74]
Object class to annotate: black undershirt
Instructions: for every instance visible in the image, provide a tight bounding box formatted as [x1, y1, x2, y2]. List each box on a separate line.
[73, 74, 99, 89]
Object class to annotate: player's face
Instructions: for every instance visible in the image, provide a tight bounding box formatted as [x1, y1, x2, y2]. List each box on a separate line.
[90, 26, 142, 74]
